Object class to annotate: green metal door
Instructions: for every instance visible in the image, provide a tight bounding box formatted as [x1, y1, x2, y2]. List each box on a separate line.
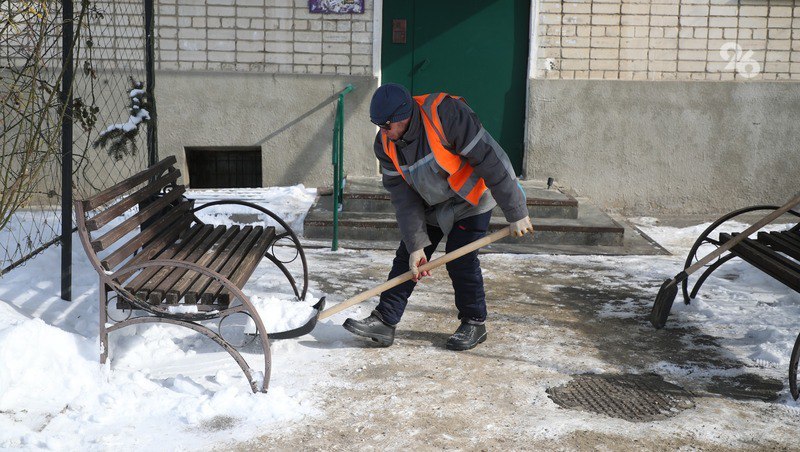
[381, 0, 529, 175]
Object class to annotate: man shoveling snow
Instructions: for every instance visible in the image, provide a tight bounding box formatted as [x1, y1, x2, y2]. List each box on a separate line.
[343, 83, 533, 351]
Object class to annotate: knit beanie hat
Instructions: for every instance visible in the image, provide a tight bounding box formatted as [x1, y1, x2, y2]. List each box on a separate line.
[370, 83, 413, 125]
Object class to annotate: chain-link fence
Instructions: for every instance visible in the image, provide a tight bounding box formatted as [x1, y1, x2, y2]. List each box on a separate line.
[72, 0, 152, 200]
[1, 0, 156, 290]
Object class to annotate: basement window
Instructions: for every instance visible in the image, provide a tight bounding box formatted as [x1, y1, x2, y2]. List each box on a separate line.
[185, 147, 262, 189]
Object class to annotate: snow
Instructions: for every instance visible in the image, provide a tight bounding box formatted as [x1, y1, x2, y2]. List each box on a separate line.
[188, 186, 315, 234]
[1, 192, 799, 449]
[630, 217, 800, 370]
[248, 294, 317, 333]
[99, 107, 150, 136]
[0, 186, 334, 450]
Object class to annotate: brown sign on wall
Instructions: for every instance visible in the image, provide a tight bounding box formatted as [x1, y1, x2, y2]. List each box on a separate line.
[392, 19, 407, 44]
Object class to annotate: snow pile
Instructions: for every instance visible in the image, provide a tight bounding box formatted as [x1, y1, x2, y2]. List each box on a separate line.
[632, 216, 795, 256]
[249, 293, 318, 333]
[0, 306, 105, 419]
[188, 186, 316, 234]
[0, 309, 311, 449]
[0, 186, 336, 450]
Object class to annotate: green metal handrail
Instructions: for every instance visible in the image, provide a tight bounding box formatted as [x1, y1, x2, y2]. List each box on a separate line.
[331, 84, 354, 251]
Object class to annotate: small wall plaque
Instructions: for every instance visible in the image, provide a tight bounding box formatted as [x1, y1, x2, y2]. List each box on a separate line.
[308, 0, 364, 14]
[392, 19, 407, 44]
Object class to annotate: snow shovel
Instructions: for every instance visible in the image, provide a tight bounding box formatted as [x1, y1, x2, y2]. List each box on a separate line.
[318, 226, 513, 321]
[650, 191, 800, 329]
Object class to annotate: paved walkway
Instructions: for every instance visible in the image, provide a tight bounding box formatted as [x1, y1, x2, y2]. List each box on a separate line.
[231, 247, 799, 451]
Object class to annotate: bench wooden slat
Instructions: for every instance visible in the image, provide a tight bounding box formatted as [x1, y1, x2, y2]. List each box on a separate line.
[782, 229, 800, 243]
[87, 170, 181, 231]
[102, 201, 193, 270]
[121, 223, 205, 296]
[183, 226, 255, 304]
[91, 186, 186, 252]
[114, 216, 197, 280]
[81, 156, 177, 211]
[198, 227, 268, 306]
[723, 233, 800, 292]
[228, 226, 276, 288]
[149, 225, 227, 304]
[776, 230, 800, 251]
[758, 231, 800, 261]
[133, 224, 216, 303]
[744, 237, 800, 274]
[165, 226, 242, 304]
[214, 226, 276, 306]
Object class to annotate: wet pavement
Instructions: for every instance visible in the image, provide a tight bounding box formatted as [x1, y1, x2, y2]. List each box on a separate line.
[230, 246, 800, 451]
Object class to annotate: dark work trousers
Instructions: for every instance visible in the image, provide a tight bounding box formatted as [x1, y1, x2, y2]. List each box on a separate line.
[375, 210, 493, 326]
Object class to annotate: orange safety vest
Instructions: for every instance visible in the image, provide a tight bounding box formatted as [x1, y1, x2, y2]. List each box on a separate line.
[380, 93, 488, 206]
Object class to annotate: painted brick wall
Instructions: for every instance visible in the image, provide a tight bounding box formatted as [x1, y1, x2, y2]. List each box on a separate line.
[536, 0, 800, 81]
[155, 0, 373, 75]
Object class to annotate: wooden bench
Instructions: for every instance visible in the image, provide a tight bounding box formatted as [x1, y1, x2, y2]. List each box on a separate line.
[669, 204, 800, 400]
[74, 156, 323, 393]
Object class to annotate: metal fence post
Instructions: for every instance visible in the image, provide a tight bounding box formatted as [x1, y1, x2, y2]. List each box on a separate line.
[61, 0, 74, 301]
[144, 0, 158, 167]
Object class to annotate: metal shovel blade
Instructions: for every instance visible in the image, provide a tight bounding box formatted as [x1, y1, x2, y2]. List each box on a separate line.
[267, 297, 326, 340]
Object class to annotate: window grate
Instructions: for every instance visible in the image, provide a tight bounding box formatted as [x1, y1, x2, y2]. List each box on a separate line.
[185, 147, 262, 189]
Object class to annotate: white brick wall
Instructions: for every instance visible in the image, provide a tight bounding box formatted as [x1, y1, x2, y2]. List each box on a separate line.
[155, 0, 373, 75]
[537, 0, 800, 81]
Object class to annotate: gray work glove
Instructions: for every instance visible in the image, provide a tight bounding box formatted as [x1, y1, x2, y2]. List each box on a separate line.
[409, 248, 430, 282]
[510, 216, 534, 237]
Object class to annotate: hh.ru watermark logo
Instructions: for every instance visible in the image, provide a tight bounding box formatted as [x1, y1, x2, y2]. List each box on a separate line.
[720, 42, 761, 78]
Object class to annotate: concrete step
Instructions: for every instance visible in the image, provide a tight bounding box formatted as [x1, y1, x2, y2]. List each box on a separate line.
[319, 177, 579, 219]
[304, 204, 624, 247]
[303, 177, 642, 251]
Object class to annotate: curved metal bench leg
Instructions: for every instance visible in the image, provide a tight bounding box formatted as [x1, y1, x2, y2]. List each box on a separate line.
[108, 315, 270, 393]
[685, 253, 737, 304]
[790, 332, 800, 401]
[105, 260, 273, 393]
[264, 252, 301, 300]
[271, 230, 309, 301]
[681, 237, 719, 305]
[100, 280, 109, 364]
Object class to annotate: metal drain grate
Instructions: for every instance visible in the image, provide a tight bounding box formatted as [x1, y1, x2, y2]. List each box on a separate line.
[546, 373, 695, 422]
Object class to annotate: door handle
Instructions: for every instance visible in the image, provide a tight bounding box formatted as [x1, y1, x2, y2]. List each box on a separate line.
[412, 58, 430, 74]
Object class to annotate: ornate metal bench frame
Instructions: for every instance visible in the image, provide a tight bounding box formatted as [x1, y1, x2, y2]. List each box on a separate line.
[75, 156, 323, 393]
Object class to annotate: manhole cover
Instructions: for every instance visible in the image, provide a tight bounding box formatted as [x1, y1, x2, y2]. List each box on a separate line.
[547, 373, 695, 422]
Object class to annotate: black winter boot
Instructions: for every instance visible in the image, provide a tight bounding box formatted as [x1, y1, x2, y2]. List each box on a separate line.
[343, 311, 396, 347]
[446, 321, 487, 351]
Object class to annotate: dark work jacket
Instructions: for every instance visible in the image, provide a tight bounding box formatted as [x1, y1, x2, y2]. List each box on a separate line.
[373, 95, 528, 252]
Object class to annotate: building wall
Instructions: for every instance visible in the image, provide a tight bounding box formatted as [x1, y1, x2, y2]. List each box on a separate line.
[526, 79, 800, 214]
[155, 0, 374, 76]
[535, 0, 800, 81]
[156, 71, 377, 188]
[150, 0, 379, 188]
[94, 0, 798, 213]
[529, 0, 800, 214]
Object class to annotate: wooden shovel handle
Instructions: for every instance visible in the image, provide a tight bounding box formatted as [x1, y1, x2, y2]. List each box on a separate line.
[318, 227, 512, 320]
